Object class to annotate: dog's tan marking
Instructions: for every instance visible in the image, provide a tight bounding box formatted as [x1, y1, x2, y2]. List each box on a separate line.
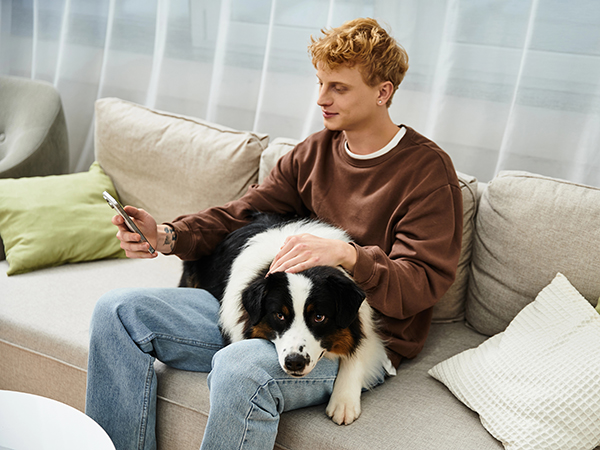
[250, 321, 273, 340]
[329, 329, 356, 356]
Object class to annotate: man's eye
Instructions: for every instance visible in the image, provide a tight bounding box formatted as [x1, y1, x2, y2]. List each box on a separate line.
[314, 314, 326, 323]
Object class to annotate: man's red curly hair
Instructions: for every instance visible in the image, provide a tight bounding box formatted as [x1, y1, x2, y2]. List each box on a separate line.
[308, 18, 409, 106]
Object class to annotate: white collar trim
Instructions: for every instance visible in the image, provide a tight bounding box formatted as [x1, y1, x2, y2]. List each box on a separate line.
[345, 127, 406, 160]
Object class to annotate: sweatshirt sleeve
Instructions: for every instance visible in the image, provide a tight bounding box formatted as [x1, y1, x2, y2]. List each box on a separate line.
[351, 183, 463, 321]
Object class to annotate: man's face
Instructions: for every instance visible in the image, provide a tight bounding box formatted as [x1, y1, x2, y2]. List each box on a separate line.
[316, 63, 382, 133]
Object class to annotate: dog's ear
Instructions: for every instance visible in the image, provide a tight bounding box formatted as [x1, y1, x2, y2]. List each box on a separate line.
[241, 277, 269, 326]
[326, 272, 366, 328]
[242, 272, 289, 326]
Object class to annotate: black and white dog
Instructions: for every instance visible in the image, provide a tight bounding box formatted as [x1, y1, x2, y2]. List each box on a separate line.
[179, 213, 390, 425]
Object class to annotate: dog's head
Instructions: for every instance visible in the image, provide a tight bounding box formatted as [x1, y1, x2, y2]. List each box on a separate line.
[241, 266, 366, 377]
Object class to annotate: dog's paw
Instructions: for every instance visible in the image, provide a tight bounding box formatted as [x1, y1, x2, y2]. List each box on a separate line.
[326, 393, 361, 425]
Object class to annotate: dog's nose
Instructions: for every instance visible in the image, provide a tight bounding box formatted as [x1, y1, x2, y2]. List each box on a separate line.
[285, 353, 309, 373]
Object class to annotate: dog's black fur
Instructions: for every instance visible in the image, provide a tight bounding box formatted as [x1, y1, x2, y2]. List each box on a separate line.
[179, 212, 293, 296]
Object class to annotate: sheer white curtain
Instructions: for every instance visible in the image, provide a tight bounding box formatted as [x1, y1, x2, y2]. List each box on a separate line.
[1, 0, 599, 186]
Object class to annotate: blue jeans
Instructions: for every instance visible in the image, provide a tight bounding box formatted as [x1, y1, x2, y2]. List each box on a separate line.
[85, 287, 347, 450]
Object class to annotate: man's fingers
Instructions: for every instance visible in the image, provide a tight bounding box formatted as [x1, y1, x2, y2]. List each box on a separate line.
[124, 247, 156, 259]
[116, 228, 140, 243]
[121, 239, 156, 258]
[268, 235, 319, 275]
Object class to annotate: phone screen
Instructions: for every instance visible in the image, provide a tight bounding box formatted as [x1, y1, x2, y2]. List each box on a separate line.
[102, 191, 155, 254]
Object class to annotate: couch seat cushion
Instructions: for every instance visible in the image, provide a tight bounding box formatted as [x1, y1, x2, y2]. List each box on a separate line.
[0, 255, 183, 371]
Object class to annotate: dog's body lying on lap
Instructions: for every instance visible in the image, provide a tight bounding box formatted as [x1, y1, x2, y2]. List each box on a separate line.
[179, 213, 389, 425]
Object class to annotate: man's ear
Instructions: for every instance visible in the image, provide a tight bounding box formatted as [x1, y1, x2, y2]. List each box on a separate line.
[326, 273, 366, 328]
[377, 80, 394, 106]
[241, 278, 268, 326]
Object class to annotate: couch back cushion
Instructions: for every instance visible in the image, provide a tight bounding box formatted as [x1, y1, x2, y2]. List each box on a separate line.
[259, 138, 478, 323]
[466, 171, 600, 336]
[434, 171, 478, 323]
[259, 137, 299, 184]
[95, 98, 269, 224]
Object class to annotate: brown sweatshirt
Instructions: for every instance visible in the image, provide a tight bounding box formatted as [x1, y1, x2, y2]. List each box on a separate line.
[167, 126, 463, 367]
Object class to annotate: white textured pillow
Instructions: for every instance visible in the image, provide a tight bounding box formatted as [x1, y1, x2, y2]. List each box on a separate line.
[95, 98, 269, 224]
[429, 273, 600, 450]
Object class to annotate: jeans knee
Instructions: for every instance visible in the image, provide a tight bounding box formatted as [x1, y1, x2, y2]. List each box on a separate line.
[91, 289, 118, 326]
[208, 340, 283, 409]
[213, 339, 278, 373]
[211, 341, 263, 383]
[92, 288, 131, 321]
[90, 288, 149, 339]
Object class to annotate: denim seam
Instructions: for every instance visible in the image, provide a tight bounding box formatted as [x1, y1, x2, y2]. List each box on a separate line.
[137, 358, 154, 450]
[273, 376, 337, 385]
[136, 332, 223, 351]
[238, 375, 337, 449]
[239, 378, 280, 450]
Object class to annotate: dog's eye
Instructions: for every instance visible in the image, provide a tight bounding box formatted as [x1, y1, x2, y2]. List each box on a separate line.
[314, 314, 326, 323]
[275, 312, 286, 321]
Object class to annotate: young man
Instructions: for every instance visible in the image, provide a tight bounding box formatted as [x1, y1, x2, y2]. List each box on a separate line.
[86, 17, 462, 450]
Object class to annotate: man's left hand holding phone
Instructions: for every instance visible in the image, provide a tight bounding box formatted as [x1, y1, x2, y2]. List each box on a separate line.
[103, 191, 159, 259]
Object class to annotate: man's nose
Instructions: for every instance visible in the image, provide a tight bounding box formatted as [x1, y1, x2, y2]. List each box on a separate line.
[317, 87, 332, 107]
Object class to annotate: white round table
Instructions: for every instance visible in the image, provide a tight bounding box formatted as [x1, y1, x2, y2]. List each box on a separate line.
[0, 390, 115, 450]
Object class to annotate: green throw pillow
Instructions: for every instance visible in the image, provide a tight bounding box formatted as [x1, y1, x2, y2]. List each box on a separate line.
[0, 162, 126, 275]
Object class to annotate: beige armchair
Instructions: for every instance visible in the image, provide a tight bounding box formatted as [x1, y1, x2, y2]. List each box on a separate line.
[0, 76, 69, 179]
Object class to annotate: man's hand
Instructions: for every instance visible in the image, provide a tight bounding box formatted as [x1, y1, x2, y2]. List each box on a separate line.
[268, 233, 357, 275]
[113, 206, 159, 259]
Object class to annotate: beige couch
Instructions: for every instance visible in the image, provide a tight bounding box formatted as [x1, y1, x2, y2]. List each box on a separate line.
[2, 98, 600, 450]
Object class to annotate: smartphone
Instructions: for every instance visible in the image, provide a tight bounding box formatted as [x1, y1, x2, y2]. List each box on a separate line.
[102, 191, 155, 254]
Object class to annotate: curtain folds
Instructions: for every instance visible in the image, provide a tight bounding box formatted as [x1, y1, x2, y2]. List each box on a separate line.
[1, 0, 599, 187]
